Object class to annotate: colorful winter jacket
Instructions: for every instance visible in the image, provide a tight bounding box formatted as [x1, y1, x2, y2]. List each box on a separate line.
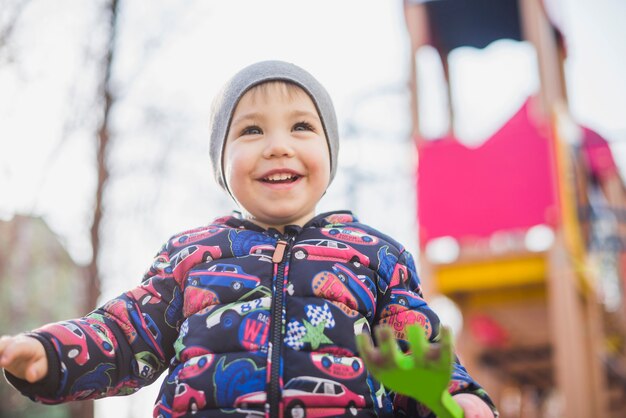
[6, 211, 497, 417]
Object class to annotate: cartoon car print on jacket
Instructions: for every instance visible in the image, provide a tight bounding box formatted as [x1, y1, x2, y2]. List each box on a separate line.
[235, 376, 366, 418]
[205, 287, 272, 330]
[292, 239, 370, 267]
[70, 363, 115, 400]
[177, 353, 214, 381]
[204, 263, 261, 291]
[388, 289, 427, 310]
[100, 299, 137, 344]
[105, 376, 141, 397]
[378, 304, 433, 340]
[127, 277, 162, 306]
[311, 271, 358, 314]
[169, 245, 223, 282]
[154, 393, 173, 418]
[377, 244, 398, 276]
[323, 213, 355, 225]
[321, 226, 378, 245]
[184, 264, 261, 316]
[353, 317, 370, 336]
[310, 353, 364, 380]
[390, 262, 409, 289]
[228, 229, 275, 258]
[248, 243, 275, 262]
[37, 322, 90, 366]
[133, 350, 163, 381]
[185, 264, 260, 300]
[82, 317, 117, 358]
[129, 309, 164, 359]
[164, 286, 184, 328]
[172, 383, 206, 416]
[331, 263, 376, 318]
[172, 321, 216, 363]
[238, 311, 270, 351]
[183, 282, 220, 318]
[214, 357, 266, 407]
[171, 226, 223, 248]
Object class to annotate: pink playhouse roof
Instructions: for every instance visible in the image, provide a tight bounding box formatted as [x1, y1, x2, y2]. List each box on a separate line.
[417, 99, 559, 247]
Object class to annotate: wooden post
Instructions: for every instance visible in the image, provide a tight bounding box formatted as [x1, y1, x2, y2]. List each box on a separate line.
[403, 1, 430, 142]
[546, 229, 608, 417]
[518, 0, 567, 117]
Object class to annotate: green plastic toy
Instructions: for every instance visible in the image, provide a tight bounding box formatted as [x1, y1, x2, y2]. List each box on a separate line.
[356, 325, 464, 418]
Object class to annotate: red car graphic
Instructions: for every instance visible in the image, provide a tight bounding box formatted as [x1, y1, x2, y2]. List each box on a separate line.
[292, 239, 370, 267]
[128, 277, 162, 306]
[171, 245, 223, 282]
[310, 353, 364, 380]
[102, 299, 137, 343]
[249, 243, 275, 262]
[235, 376, 366, 417]
[321, 226, 378, 245]
[82, 318, 117, 358]
[39, 322, 90, 366]
[172, 227, 223, 248]
[172, 383, 206, 417]
[178, 354, 214, 380]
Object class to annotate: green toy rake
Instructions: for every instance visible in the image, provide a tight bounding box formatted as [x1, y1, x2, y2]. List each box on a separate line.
[356, 325, 464, 418]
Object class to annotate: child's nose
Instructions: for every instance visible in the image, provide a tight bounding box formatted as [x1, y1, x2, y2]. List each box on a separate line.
[263, 132, 295, 158]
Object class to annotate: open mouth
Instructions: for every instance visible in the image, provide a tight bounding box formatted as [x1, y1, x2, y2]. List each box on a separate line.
[260, 173, 301, 184]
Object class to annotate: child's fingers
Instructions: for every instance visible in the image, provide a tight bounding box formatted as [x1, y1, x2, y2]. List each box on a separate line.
[25, 358, 48, 383]
[0, 335, 15, 350]
[0, 335, 41, 366]
[0, 335, 46, 382]
[0, 336, 18, 367]
[0, 335, 14, 359]
[0, 338, 24, 365]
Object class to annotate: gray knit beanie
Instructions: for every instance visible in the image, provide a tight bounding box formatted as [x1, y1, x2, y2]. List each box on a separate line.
[209, 60, 339, 191]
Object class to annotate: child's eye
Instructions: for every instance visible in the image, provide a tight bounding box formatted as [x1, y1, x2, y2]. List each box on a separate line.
[293, 121, 315, 132]
[241, 126, 262, 136]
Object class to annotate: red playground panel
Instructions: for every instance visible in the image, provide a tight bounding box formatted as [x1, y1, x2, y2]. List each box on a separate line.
[417, 100, 559, 247]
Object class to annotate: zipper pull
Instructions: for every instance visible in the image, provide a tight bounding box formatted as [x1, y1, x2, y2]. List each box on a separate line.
[272, 239, 288, 263]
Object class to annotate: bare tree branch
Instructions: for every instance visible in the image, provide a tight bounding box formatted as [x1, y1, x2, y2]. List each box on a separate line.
[0, 0, 34, 63]
[81, 1, 120, 416]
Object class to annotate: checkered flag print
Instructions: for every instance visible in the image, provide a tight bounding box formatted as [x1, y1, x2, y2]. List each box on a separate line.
[285, 319, 306, 350]
[305, 303, 335, 329]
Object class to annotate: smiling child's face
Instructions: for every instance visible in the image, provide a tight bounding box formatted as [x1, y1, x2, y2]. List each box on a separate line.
[223, 82, 331, 231]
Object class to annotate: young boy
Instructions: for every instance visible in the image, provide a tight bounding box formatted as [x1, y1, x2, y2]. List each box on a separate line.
[0, 61, 497, 417]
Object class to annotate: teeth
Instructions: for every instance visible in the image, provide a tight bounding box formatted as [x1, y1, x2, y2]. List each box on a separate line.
[264, 173, 296, 182]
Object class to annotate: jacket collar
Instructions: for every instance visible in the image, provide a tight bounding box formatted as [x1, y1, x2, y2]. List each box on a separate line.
[215, 210, 357, 233]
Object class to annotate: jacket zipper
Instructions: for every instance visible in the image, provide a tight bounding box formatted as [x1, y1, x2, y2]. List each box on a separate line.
[268, 236, 291, 418]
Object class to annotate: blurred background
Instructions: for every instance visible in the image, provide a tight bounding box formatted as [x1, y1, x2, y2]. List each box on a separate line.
[1, 0, 625, 417]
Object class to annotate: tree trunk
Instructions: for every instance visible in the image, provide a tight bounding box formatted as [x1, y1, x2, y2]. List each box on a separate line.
[79, 1, 120, 417]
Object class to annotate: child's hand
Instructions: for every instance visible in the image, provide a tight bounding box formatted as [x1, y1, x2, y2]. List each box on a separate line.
[452, 393, 495, 418]
[0, 335, 48, 383]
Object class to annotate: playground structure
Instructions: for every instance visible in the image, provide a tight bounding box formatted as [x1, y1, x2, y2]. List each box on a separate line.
[404, 1, 626, 417]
